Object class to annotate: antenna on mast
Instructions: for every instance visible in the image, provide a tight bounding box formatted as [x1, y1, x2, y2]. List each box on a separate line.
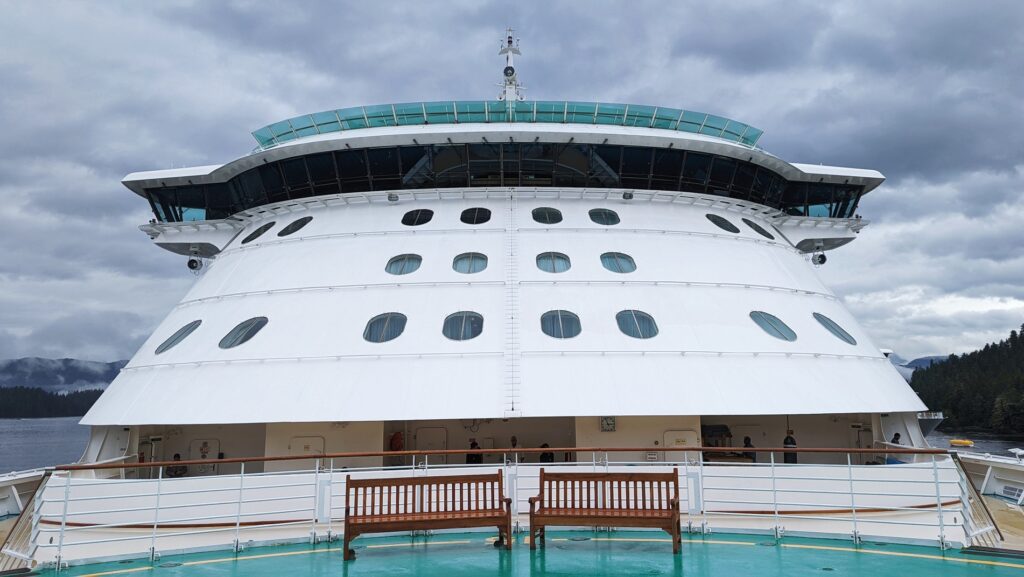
[497, 27, 524, 101]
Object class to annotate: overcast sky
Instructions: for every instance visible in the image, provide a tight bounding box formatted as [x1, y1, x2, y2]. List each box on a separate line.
[0, 1, 1021, 362]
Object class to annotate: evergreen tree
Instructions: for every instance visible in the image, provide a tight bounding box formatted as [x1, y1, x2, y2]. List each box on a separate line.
[912, 323, 1024, 433]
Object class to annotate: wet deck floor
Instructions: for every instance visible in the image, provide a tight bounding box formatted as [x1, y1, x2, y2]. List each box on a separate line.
[56, 532, 1024, 577]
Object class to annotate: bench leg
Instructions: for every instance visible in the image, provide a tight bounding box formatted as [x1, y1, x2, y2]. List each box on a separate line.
[672, 525, 681, 555]
[530, 524, 539, 550]
[506, 516, 513, 550]
[343, 531, 356, 561]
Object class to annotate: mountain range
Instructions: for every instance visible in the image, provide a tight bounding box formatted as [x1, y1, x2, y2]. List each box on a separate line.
[0, 357, 127, 393]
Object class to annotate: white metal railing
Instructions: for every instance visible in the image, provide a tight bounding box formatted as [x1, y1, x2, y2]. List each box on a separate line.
[22, 448, 991, 570]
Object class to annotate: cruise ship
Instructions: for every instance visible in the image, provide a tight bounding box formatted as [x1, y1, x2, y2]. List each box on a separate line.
[2, 30, 1011, 574]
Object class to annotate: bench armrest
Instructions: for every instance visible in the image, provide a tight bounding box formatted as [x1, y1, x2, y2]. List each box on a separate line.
[528, 496, 541, 514]
[669, 497, 680, 511]
[503, 497, 512, 512]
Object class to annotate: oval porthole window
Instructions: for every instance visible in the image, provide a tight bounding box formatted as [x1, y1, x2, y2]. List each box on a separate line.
[218, 317, 269, 349]
[706, 214, 740, 234]
[589, 208, 620, 226]
[401, 209, 434, 226]
[363, 312, 408, 343]
[813, 313, 857, 345]
[277, 216, 313, 237]
[600, 252, 636, 273]
[616, 310, 658, 339]
[540, 310, 582, 339]
[460, 207, 491, 225]
[154, 320, 202, 355]
[750, 311, 797, 342]
[241, 222, 276, 244]
[741, 218, 775, 240]
[453, 252, 488, 274]
[532, 207, 563, 224]
[536, 252, 571, 273]
[385, 254, 422, 275]
[442, 311, 484, 341]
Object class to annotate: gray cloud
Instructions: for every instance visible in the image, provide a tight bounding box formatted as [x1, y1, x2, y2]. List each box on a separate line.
[0, 1, 1020, 361]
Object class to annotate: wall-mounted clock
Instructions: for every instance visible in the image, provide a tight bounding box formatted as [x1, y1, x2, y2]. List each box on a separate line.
[600, 416, 616, 432]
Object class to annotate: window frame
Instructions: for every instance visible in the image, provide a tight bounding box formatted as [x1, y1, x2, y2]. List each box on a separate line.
[363, 312, 408, 343]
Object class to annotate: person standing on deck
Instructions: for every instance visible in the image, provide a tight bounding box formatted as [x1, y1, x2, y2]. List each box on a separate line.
[742, 437, 756, 463]
[782, 431, 798, 464]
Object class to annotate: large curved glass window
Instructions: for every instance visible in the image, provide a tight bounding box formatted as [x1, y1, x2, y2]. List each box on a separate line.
[750, 311, 796, 342]
[460, 207, 491, 225]
[363, 313, 407, 343]
[536, 252, 571, 273]
[600, 252, 636, 273]
[540, 310, 582, 339]
[453, 252, 488, 274]
[277, 216, 313, 237]
[442, 311, 484, 341]
[813, 313, 857, 345]
[155, 320, 202, 354]
[616, 310, 658, 339]
[385, 254, 422, 275]
[218, 317, 269, 349]
[742, 218, 775, 240]
[706, 214, 740, 233]
[146, 144, 863, 224]
[589, 208, 620, 226]
[401, 209, 433, 226]
[532, 207, 563, 224]
[241, 222, 275, 244]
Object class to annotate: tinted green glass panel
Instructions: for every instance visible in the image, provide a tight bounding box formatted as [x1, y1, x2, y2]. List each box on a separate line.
[565, 102, 596, 123]
[652, 107, 682, 129]
[337, 107, 367, 129]
[514, 100, 534, 122]
[269, 120, 293, 137]
[700, 115, 729, 136]
[487, 101, 509, 122]
[290, 115, 314, 130]
[595, 103, 626, 125]
[456, 101, 486, 122]
[252, 127, 275, 147]
[535, 101, 564, 122]
[394, 102, 426, 125]
[425, 102, 456, 123]
[624, 104, 656, 127]
[679, 111, 706, 133]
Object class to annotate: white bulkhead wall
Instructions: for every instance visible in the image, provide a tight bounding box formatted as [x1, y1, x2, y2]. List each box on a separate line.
[82, 191, 924, 426]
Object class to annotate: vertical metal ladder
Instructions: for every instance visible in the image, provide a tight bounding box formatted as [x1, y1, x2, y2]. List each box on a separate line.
[503, 188, 522, 418]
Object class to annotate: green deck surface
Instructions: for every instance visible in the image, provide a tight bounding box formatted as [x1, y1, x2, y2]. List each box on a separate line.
[56, 532, 1024, 577]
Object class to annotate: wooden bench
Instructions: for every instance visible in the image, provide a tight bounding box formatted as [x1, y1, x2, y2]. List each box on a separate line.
[343, 471, 512, 560]
[528, 468, 681, 553]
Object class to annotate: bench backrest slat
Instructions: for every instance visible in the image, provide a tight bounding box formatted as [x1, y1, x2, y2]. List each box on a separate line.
[538, 469, 678, 511]
[346, 471, 504, 517]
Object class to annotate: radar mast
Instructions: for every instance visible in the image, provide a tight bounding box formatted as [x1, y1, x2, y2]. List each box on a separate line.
[498, 27, 524, 101]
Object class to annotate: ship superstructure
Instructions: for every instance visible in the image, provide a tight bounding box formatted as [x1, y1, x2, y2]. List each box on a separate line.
[79, 29, 925, 470]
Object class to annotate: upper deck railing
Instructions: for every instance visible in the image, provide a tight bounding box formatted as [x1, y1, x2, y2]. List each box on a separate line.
[252, 101, 764, 150]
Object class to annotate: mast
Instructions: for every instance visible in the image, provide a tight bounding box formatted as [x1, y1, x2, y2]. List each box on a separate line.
[498, 27, 524, 101]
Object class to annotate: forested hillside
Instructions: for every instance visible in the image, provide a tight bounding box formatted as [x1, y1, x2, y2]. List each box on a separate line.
[911, 324, 1024, 432]
[0, 387, 104, 418]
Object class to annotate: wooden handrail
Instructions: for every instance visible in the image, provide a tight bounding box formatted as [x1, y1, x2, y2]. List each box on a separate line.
[54, 445, 950, 472]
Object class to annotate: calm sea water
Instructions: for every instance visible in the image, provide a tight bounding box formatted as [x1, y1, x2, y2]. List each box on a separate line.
[1, 418, 1024, 474]
[0, 417, 90, 473]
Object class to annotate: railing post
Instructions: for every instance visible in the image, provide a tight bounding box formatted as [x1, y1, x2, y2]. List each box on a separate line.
[846, 453, 860, 545]
[233, 462, 245, 553]
[149, 466, 164, 562]
[311, 458, 321, 544]
[769, 451, 781, 540]
[932, 455, 948, 549]
[698, 453, 708, 534]
[326, 458, 335, 542]
[55, 472, 71, 572]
